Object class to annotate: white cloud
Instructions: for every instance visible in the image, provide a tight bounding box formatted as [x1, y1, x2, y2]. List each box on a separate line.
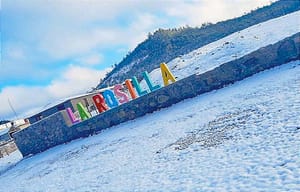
[1, 43, 29, 69]
[126, 13, 166, 50]
[165, 0, 275, 27]
[76, 54, 103, 66]
[1, 0, 276, 120]
[3, 0, 275, 60]
[0, 65, 110, 120]
[0, 85, 51, 120]
[47, 65, 110, 98]
[6, 44, 26, 61]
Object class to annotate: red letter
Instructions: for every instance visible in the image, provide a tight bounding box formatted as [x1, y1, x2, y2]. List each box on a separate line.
[92, 94, 108, 113]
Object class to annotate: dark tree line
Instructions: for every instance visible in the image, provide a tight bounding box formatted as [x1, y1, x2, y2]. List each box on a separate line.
[97, 0, 300, 88]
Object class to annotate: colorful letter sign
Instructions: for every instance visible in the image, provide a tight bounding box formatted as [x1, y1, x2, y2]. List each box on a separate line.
[92, 94, 108, 113]
[142, 71, 161, 92]
[102, 90, 119, 108]
[114, 84, 129, 104]
[132, 76, 148, 96]
[160, 63, 176, 86]
[67, 63, 176, 124]
[125, 79, 137, 99]
[66, 107, 80, 124]
[77, 102, 91, 120]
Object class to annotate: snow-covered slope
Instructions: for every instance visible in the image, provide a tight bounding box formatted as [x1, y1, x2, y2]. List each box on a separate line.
[1, 10, 300, 192]
[141, 10, 300, 89]
[1, 60, 299, 191]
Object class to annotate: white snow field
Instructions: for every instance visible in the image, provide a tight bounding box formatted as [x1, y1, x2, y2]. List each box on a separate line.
[141, 10, 300, 89]
[0, 60, 299, 191]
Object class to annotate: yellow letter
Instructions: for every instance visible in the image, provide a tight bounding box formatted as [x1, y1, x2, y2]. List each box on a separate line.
[160, 63, 176, 86]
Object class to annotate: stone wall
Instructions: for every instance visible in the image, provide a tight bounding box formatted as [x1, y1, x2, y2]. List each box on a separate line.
[0, 132, 10, 143]
[0, 140, 18, 158]
[13, 33, 300, 157]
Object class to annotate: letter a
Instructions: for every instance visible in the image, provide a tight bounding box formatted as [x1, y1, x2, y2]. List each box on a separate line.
[77, 102, 91, 121]
[160, 63, 176, 86]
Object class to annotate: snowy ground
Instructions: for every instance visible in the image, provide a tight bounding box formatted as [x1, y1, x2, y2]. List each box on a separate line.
[141, 10, 300, 89]
[0, 60, 299, 191]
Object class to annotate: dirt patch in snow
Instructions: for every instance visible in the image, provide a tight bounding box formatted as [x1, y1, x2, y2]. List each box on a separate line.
[159, 107, 264, 152]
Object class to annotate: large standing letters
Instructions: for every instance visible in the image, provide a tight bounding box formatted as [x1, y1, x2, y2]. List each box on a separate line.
[114, 84, 129, 104]
[92, 94, 108, 113]
[68, 63, 175, 124]
[142, 71, 161, 92]
[132, 76, 148, 96]
[77, 102, 91, 120]
[160, 63, 176, 86]
[66, 107, 80, 124]
[102, 90, 119, 108]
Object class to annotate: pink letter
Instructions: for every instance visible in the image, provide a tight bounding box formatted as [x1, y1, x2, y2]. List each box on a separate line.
[66, 107, 80, 124]
[114, 84, 129, 104]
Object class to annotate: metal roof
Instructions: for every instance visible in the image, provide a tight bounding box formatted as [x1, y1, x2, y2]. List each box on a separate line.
[26, 87, 113, 118]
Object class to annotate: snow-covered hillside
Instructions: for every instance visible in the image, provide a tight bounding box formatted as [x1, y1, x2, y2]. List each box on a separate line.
[1, 60, 299, 191]
[1, 9, 300, 191]
[141, 10, 300, 89]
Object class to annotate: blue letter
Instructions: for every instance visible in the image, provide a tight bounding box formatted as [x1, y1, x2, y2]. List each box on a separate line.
[132, 76, 148, 96]
[142, 71, 161, 92]
[102, 90, 119, 108]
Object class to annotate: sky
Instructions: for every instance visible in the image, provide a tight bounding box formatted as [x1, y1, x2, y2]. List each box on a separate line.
[0, 0, 274, 120]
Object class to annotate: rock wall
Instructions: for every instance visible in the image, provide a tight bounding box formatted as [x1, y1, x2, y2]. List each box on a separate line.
[13, 33, 300, 157]
[0, 132, 10, 143]
[0, 140, 17, 158]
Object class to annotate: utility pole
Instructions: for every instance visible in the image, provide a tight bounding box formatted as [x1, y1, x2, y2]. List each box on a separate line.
[7, 98, 18, 119]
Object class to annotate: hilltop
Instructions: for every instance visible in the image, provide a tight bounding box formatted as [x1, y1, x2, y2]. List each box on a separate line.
[97, 0, 300, 88]
[140, 10, 300, 88]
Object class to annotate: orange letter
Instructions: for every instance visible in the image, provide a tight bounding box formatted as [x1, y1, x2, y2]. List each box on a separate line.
[125, 79, 137, 99]
[132, 76, 148, 96]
